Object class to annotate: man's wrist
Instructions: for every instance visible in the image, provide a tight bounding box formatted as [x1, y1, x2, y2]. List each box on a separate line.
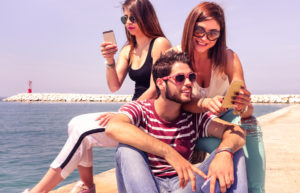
[216, 147, 233, 159]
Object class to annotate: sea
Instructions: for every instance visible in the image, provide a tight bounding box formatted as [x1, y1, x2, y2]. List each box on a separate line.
[0, 100, 289, 193]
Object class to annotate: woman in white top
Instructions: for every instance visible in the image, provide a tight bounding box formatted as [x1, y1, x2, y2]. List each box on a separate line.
[180, 2, 265, 193]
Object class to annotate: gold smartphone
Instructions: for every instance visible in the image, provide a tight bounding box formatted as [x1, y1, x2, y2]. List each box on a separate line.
[222, 80, 244, 108]
[103, 30, 117, 45]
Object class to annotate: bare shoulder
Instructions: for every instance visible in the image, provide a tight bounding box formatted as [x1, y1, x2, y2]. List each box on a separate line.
[152, 37, 172, 51]
[153, 37, 171, 46]
[118, 44, 131, 60]
[151, 37, 172, 61]
[225, 48, 244, 81]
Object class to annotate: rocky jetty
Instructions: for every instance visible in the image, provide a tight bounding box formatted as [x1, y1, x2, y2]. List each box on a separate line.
[2, 93, 132, 103]
[2, 93, 300, 104]
[250, 94, 300, 104]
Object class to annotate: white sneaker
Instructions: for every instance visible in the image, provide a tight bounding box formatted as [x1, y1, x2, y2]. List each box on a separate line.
[70, 181, 95, 193]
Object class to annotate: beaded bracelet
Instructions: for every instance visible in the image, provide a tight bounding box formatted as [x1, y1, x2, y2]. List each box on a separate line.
[216, 147, 234, 159]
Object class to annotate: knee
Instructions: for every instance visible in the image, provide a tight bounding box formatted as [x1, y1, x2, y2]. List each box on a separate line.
[68, 114, 85, 135]
[116, 144, 148, 167]
[116, 144, 145, 160]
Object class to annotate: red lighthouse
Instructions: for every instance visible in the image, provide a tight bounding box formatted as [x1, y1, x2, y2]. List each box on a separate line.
[28, 80, 32, 93]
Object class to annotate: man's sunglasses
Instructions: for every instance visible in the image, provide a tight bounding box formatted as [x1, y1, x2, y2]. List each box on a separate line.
[161, 72, 197, 84]
[193, 26, 220, 41]
[121, 15, 136, 24]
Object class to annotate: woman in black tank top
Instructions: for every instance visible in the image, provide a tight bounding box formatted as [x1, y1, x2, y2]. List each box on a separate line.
[24, 1, 171, 193]
[99, 0, 172, 124]
[128, 38, 157, 100]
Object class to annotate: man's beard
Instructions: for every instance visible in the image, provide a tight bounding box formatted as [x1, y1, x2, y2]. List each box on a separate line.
[165, 84, 191, 104]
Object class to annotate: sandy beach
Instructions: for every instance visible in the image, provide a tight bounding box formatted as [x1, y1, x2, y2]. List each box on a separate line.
[51, 104, 300, 193]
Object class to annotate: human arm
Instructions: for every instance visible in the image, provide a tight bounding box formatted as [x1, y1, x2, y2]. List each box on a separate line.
[96, 44, 131, 126]
[225, 49, 253, 118]
[205, 117, 246, 193]
[101, 42, 131, 92]
[106, 113, 207, 191]
[183, 96, 226, 114]
[136, 37, 172, 101]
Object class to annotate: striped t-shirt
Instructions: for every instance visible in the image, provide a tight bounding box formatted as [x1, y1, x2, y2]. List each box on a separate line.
[119, 99, 216, 178]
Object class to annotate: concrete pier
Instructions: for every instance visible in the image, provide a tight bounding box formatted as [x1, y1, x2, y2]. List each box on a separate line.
[50, 105, 300, 193]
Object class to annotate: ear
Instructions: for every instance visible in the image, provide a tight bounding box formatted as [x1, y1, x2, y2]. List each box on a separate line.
[156, 78, 166, 91]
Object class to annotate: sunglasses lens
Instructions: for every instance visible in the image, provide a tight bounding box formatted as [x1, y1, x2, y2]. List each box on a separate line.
[189, 73, 196, 82]
[129, 16, 136, 23]
[121, 16, 127, 24]
[194, 27, 205, 37]
[175, 74, 186, 83]
[207, 31, 220, 41]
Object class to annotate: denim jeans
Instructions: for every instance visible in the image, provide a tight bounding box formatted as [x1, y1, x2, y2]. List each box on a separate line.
[115, 144, 248, 193]
[196, 110, 265, 193]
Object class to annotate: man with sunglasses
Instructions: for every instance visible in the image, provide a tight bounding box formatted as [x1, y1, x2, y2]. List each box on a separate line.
[106, 50, 248, 193]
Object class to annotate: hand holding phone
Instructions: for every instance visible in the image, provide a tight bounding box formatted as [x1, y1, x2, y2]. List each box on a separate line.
[101, 30, 118, 60]
[222, 80, 244, 108]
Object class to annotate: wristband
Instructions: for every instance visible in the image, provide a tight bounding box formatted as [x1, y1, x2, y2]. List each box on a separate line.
[105, 60, 115, 68]
[216, 147, 233, 159]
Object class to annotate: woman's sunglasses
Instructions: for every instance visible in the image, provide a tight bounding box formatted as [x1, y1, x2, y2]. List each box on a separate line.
[161, 72, 197, 84]
[121, 15, 136, 24]
[193, 26, 220, 41]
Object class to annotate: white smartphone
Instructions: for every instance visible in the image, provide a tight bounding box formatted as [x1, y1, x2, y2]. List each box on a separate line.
[103, 30, 117, 45]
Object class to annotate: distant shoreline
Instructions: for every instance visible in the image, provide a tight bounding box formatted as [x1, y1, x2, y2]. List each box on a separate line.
[2, 93, 300, 104]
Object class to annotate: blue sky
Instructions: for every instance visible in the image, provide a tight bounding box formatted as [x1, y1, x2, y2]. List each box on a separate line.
[1, 0, 300, 97]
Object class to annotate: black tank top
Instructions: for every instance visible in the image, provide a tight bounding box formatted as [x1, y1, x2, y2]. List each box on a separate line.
[128, 38, 156, 100]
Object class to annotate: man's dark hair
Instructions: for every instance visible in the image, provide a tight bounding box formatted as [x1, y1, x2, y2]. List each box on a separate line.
[152, 50, 192, 97]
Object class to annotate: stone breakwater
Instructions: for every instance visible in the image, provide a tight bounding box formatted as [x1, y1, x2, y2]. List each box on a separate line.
[2, 93, 300, 103]
[2, 93, 133, 103]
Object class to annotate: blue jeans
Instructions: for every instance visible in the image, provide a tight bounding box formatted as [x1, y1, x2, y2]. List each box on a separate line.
[115, 144, 248, 193]
[196, 110, 265, 193]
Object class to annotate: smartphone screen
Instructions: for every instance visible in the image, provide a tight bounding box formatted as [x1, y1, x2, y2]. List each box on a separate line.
[103, 30, 117, 45]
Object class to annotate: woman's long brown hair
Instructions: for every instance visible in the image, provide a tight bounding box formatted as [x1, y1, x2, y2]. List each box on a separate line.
[181, 2, 227, 70]
[122, 0, 166, 64]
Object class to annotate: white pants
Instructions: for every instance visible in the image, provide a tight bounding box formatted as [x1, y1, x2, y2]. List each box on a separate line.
[50, 112, 118, 178]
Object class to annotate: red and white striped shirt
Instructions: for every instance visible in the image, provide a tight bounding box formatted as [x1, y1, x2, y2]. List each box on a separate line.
[119, 99, 216, 178]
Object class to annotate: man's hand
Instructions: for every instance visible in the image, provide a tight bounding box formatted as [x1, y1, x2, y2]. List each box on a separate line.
[95, 112, 116, 126]
[207, 152, 234, 193]
[164, 148, 207, 192]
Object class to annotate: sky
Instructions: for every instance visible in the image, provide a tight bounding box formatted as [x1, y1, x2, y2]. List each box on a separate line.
[1, 0, 300, 97]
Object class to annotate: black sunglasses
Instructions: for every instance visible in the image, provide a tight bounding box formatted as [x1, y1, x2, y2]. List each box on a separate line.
[193, 26, 220, 41]
[162, 72, 197, 84]
[121, 15, 136, 24]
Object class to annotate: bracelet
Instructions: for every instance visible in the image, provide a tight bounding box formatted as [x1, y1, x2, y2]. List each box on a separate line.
[199, 98, 205, 110]
[234, 105, 249, 116]
[241, 105, 249, 114]
[216, 147, 234, 159]
[105, 60, 115, 68]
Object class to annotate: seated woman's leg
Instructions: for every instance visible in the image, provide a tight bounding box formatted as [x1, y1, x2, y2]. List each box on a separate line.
[196, 110, 265, 193]
[241, 116, 265, 193]
[115, 143, 159, 193]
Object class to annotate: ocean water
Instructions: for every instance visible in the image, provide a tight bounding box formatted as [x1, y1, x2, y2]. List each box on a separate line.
[0, 101, 288, 193]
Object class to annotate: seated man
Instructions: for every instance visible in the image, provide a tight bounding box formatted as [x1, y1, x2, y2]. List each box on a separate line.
[106, 51, 248, 193]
